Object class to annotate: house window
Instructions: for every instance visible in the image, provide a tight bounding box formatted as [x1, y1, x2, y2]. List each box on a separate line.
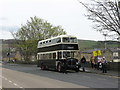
[113, 52, 118, 57]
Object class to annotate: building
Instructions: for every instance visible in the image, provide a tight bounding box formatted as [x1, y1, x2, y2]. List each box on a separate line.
[110, 48, 120, 62]
[81, 48, 120, 62]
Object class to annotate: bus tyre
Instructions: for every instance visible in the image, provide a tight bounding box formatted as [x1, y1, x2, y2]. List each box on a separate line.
[41, 65, 46, 70]
[75, 68, 79, 72]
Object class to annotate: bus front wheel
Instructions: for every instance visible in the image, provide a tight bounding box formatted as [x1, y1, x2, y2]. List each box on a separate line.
[75, 68, 79, 72]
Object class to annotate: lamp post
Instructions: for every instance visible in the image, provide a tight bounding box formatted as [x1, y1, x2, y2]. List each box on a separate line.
[103, 32, 107, 50]
[103, 31, 108, 59]
[103, 34, 107, 50]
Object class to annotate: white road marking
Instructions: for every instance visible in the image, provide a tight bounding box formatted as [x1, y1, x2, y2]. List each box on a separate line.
[20, 87, 23, 88]
[9, 80, 12, 83]
[2, 76, 24, 89]
[108, 76, 120, 79]
[13, 83, 18, 86]
[4, 77, 8, 80]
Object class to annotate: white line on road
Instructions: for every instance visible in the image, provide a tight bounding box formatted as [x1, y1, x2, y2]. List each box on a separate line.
[108, 76, 120, 79]
[2, 76, 24, 89]
[4, 77, 8, 80]
[13, 83, 18, 86]
[9, 80, 12, 83]
[20, 87, 23, 88]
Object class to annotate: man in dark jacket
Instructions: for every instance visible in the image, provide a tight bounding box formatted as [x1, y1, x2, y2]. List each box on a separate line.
[81, 56, 86, 72]
[102, 57, 107, 73]
[62, 59, 68, 74]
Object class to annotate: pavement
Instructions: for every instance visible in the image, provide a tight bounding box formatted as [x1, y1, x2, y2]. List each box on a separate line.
[80, 67, 119, 78]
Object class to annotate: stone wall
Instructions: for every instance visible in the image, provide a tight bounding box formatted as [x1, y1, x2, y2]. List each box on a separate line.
[85, 62, 120, 71]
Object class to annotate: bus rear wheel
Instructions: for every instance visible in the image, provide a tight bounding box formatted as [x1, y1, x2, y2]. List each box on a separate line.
[41, 65, 45, 70]
[41, 64, 47, 70]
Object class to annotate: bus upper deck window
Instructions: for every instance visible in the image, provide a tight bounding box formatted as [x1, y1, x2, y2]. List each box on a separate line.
[40, 42, 42, 44]
[49, 40, 51, 42]
[70, 38, 77, 43]
[39, 42, 42, 46]
[46, 41, 48, 43]
[63, 37, 69, 42]
[43, 42, 45, 44]
[57, 38, 61, 43]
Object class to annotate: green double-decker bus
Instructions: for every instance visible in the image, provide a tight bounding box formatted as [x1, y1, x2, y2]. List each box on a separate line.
[37, 35, 80, 72]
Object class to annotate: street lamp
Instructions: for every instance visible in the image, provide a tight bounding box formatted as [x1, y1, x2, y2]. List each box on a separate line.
[102, 31, 108, 60]
[103, 32, 107, 50]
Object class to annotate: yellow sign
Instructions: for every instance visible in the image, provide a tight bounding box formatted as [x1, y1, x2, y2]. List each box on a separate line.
[93, 51, 97, 56]
[93, 50, 102, 56]
[98, 50, 102, 56]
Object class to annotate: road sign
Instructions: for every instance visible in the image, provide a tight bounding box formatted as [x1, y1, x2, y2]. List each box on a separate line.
[93, 50, 102, 56]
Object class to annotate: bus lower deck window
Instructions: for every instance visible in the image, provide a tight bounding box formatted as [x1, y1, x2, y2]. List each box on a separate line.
[53, 53, 56, 59]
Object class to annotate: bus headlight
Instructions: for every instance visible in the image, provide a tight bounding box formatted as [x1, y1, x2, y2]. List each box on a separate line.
[76, 62, 79, 64]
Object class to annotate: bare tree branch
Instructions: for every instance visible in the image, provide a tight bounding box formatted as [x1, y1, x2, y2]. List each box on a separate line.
[78, 0, 120, 38]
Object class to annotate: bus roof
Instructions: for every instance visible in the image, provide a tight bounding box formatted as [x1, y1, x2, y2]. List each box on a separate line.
[38, 35, 77, 43]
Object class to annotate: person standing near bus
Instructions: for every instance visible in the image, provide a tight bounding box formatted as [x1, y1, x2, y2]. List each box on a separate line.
[80, 56, 86, 72]
[62, 59, 68, 74]
[101, 57, 107, 73]
[90, 56, 95, 68]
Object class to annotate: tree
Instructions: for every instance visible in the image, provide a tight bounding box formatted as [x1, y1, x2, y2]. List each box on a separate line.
[78, 0, 120, 40]
[12, 16, 66, 61]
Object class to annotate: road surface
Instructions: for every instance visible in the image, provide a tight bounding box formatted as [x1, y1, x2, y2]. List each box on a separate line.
[1, 63, 119, 89]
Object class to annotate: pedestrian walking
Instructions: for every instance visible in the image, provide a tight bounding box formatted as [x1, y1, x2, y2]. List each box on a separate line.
[101, 57, 107, 73]
[80, 56, 86, 72]
[94, 56, 98, 69]
[90, 56, 95, 68]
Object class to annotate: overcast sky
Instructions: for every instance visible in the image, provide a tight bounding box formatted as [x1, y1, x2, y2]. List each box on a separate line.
[0, 0, 106, 41]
